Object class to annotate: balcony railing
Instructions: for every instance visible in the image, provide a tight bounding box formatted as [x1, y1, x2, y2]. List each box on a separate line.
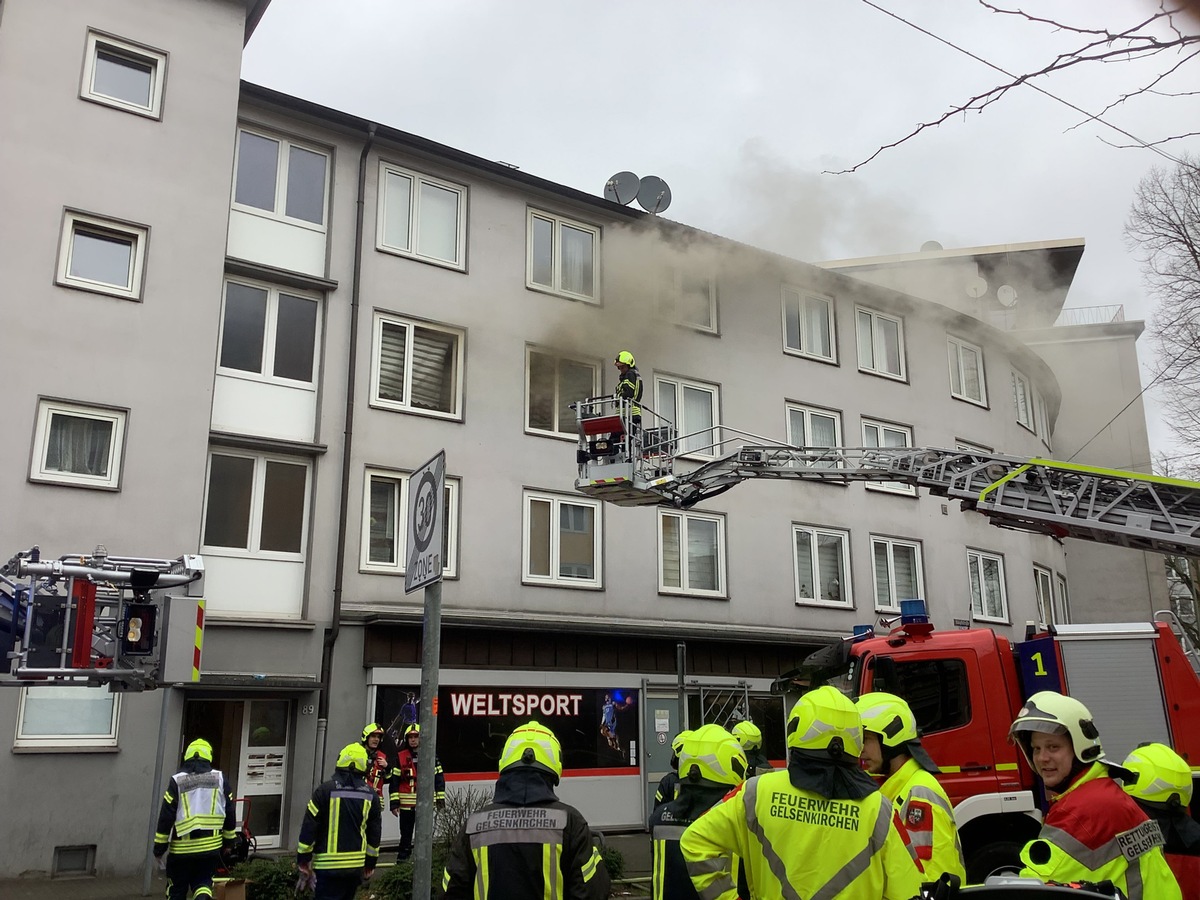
[1054, 305, 1126, 326]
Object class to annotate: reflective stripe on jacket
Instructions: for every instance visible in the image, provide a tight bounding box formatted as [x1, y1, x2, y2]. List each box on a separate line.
[653, 772, 679, 808]
[1019, 762, 1181, 900]
[297, 772, 383, 871]
[615, 368, 642, 418]
[154, 765, 236, 856]
[393, 747, 445, 809]
[880, 758, 965, 882]
[679, 770, 922, 900]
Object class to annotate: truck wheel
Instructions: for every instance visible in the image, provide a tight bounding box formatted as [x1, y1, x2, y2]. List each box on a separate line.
[965, 840, 1023, 883]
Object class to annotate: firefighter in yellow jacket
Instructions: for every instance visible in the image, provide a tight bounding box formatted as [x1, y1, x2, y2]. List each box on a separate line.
[442, 721, 610, 900]
[857, 691, 966, 883]
[680, 686, 922, 900]
[153, 738, 237, 900]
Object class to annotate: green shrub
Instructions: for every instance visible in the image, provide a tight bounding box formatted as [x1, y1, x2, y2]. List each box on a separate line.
[601, 845, 625, 881]
[230, 855, 307, 900]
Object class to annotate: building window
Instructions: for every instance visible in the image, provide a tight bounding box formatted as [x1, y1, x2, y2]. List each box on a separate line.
[362, 469, 459, 577]
[233, 128, 329, 227]
[218, 280, 320, 385]
[947, 336, 987, 405]
[523, 491, 601, 587]
[202, 452, 310, 558]
[81, 31, 166, 119]
[659, 510, 725, 597]
[526, 209, 599, 302]
[370, 313, 464, 419]
[871, 536, 923, 612]
[1055, 574, 1072, 625]
[526, 349, 600, 438]
[1034, 565, 1055, 626]
[15, 685, 120, 749]
[862, 419, 915, 495]
[967, 549, 1008, 622]
[786, 403, 842, 468]
[655, 376, 719, 458]
[793, 524, 851, 607]
[1012, 370, 1036, 433]
[377, 163, 466, 269]
[956, 439, 993, 455]
[659, 271, 717, 332]
[782, 286, 835, 362]
[30, 400, 127, 490]
[56, 211, 148, 301]
[856, 307, 905, 379]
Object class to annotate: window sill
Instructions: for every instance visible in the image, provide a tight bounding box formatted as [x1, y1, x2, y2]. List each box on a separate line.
[54, 277, 141, 303]
[521, 579, 603, 591]
[972, 615, 1011, 626]
[81, 92, 161, 120]
[864, 485, 918, 497]
[524, 429, 578, 443]
[209, 431, 328, 456]
[367, 401, 463, 423]
[28, 474, 120, 492]
[13, 744, 119, 754]
[795, 600, 853, 610]
[950, 394, 989, 409]
[359, 567, 459, 580]
[857, 367, 908, 384]
[225, 256, 338, 293]
[658, 591, 728, 601]
[375, 243, 465, 273]
[525, 283, 600, 305]
[783, 348, 839, 366]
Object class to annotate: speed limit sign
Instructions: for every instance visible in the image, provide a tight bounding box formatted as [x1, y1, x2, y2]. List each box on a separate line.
[405, 450, 445, 594]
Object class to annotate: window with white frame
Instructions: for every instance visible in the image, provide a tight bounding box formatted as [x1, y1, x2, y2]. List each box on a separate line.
[370, 313, 464, 418]
[526, 349, 600, 438]
[862, 419, 915, 495]
[377, 163, 466, 268]
[659, 510, 725, 597]
[871, 536, 923, 611]
[956, 439, 993, 455]
[81, 31, 167, 119]
[526, 209, 599, 302]
[656, 376, 719, 457]
[1034, 565, 1055, 625]
[523, 491, 601, 587]
[1055, 573, 1071, 624]
[15, 685, 120, 749]
[658, 270, 717, 332]
[218, 280, 320, 385]
[233, 128, 329, 227]
[1012, 370, 1036, 432]
[967, 549, 1008, 621]
[793, 524, 851, 607]
[786, 403, 842, 468]
[202, 451, 309, 557]
[856, 307, 905, 379]
[782, 286, 835, 362]
[56, 211, 148, 300]
[947, 336, 987, 405]
[1034, 389, 1052, 449]
[30, 399, 127, 490]
[362, 469, 459, 576]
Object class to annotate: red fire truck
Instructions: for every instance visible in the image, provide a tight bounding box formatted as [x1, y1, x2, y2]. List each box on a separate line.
[572, 397, 1200, 882]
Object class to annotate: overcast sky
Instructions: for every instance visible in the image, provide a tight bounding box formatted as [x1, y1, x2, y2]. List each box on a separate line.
[242, 0, 1198, 461]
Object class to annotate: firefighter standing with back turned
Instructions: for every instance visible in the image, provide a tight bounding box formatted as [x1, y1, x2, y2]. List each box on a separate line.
[1122, 741, 1200, 894]
[1009, 690, 1180, 899]
[653, 730, 691, 810]
[153, 738, 237, 900]
[393, 722, 444, 861]
[680, 686, 922, 900]
[613, 350, 642, 432]
[856, 691, 966, 883]
[732, 719, 773, 777]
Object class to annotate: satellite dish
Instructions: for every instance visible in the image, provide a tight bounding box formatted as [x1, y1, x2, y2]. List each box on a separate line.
[604, 171, 640, 206]
[920, 240, 943, 252]
[997, 285, 1018, 307]
[636, 175, 672, 214]
[965, 276, 988, 299]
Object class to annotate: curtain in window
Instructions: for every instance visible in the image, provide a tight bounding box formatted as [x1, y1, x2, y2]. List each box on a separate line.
[411, 327, 456, 412]
[961, 344, 981, 399]
[681, 386, 714, 456]
[817, 533, 845, 602]
[805, 297, 831, 358]
[378, 321, 408, 403]
[893, 544, 918, 599]
[369, 478, 398, 564]
[874, 541, 892, 606]
[949, 343, 964, 396]
[687, 517, 719, 591]
[560, 225, 593, 297]
[795, 529, 815, 599]
[981, 556, 1004, 617]
[558, 504, 594, 579]
[857, 311, 875, 369]
[384, 171, 413, 250]
[661, 515, 682, 588]
[527, 499, 551, 577]
[809, 414, 838, 468]
[417, 182, 459, 263]
[531, 217, 554, 287]
[879, 317, 901, 375]
[46, 414, 113, 476]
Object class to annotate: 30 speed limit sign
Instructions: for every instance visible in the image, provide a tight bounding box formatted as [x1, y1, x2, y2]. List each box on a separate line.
[405, 450, 445, 593]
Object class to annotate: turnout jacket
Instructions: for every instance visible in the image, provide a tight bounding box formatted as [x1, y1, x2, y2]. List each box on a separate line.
[154, 759, 236, 856]
[653, 770, 679, 808]
[651, 783, 747, 900]
[1020, 762, 1181, 900]
[615, 366, 642, 417]
[680, 766, 922, 900]
[393, 745, 445, 811]
[297, 769, 382, 871]
[880, 757, 965, 882]
[442, 767, 610, 900]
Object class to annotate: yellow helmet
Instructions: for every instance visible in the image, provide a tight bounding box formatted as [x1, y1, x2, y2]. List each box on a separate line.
[361, 722, 385, 743]
[615, 350, 635, 367]
[499, 721, 563, 782]
[1122, 743, 1193, 808]
[671, 730, 693, 756]
[337, 742, 369, 773]
[731, 720, 763, 751]
[856, 691, 939, 773]
[1009, 691, 1103, 767]
[184, 738, 213, 762]
[404, 723, 421, 740]
[786, 686, 862, 758]
[679, 724, 747, 787]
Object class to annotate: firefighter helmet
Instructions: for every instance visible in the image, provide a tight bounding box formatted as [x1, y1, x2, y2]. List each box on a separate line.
[855, 691, 940, 773]
[337, 743, 369, 773]
[732, 720, 763, 751]
[499, 721, 563, 782]
[678, 724, 747, 787]
[615, 350, 635, 367]
[1009, 691, 1103, 766]
[184, 738, 213, 762]
[671, 729, 693, 757]
[404, 723, 421, 740]
[362, 722, 385, 743]
[786, 685, 863, 758]
[1122, 742, 1193, 808]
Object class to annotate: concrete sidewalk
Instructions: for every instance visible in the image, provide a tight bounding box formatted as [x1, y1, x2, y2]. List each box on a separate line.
[0, 873, 163, 899]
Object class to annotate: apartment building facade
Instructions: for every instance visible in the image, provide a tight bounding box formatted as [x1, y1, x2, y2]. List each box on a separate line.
[0, 0, 1165, 877]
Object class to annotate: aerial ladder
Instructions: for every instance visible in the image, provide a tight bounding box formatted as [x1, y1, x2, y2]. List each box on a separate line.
[572, 397, 1200, 558]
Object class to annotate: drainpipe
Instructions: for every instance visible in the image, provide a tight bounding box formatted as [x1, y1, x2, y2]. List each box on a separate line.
[317, 122, 377, 782]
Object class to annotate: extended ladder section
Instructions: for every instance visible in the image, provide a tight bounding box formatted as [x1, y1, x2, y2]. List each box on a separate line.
[573, 399, 1200, 556]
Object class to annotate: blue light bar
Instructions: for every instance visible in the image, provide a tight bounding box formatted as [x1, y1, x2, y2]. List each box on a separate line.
[899, 598, 929, 625]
